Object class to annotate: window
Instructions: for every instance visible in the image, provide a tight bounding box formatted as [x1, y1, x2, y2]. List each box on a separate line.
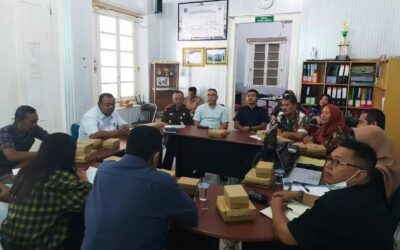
[96, 13, 135, 100]
[245, 38, 287, 87]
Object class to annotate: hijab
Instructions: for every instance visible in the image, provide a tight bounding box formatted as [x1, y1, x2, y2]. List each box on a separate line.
[316, 104, 350, 144]
[354, 125, 400, 199]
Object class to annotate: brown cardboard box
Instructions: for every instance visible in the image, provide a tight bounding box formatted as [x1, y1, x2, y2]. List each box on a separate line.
[103, 156, 121, 162]
[243, 168, 274, 186]
[223, 185, 249, 209]
[305, 144, 327, 156]
[255, 161, 274, 178]
[208, 129, 228, 139]
[158, 168, 176, 177]
[177, 177, 200, 195]
[216, 196, 256, 222]
[293, 142, 307, 154]
[78, 139, 103, 149]
[76, 143, 93, 155]
[256, 130, 267, 141]
[277, 135, 294, 143]
[103, 138, 120, 149]
[75, 150, 97, 163]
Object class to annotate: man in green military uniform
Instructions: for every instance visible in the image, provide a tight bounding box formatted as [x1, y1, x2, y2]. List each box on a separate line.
[161, 91, 193, 125]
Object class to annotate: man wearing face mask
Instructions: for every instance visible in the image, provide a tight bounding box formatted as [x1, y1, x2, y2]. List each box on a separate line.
[79, 93, 129, 139]
[82, 126, 197, 250]
[270, 140, 392, 250]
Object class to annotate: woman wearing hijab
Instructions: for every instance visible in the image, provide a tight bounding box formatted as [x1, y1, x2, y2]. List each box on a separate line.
[353, 125, 400, 199]
[307, 104, 351, 153]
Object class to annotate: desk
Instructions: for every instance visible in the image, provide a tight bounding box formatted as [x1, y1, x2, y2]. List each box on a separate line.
[193, 185, 277, 242]
[76, 136, 127, 169]
[172, 126, 263, 178]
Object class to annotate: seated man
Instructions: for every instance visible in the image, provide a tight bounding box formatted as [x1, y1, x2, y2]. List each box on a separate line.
[79, 93, 129, 139]
[234, 89, 269, 132]
[193, 88, 229, 129]
[161, 90, 193, 125]
[270, 94, 308, 141]
[0, 105, 48, 176]
[184, 86, 203, 115]
[357, 108, 385, 130]
[82, 126, 197, 250]
[271, 140, 393, 250]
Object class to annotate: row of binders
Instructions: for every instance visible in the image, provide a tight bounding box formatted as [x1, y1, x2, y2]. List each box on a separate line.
[347, 87, 373, 108]
[302, 63, 319, 83]
[326, 64, 350, 84]
[326, 86, 347, 106]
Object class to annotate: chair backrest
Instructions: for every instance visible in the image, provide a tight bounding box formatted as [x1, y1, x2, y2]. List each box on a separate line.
[70, 123, 80, 141]
[390, 186, 400, 233]
[139, 103, 157, 123]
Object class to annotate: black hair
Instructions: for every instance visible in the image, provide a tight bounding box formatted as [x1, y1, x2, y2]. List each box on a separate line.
[173, 90, 184, 96]
[247, 89, 259, 98]
[320, 94, 332, 104]
[11, 133, 77, 202]
[363, 109, 385, 130]
[126, 126, 162, 161]
[98, 93, 114, 104]
[282, 94, 297, 105]
[283, 90, 296, 97]
[340, 140, 377, 177]
[188, 87, 197, 94]
[207, 88, 217, 94]
[14, 105, 36, 122]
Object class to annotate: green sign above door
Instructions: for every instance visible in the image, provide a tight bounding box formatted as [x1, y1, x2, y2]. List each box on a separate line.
[255, 16, 274, 23]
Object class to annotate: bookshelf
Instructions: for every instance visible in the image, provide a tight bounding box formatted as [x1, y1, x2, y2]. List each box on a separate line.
[150, 61, 179, 109]
[300, 59, 378, 118]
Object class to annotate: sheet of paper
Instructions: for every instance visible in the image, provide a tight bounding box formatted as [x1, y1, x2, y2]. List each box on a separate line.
[12, 168, 21, 176]
[249, 135, 262, 141]
[164, 125, 185, 129]
[284, 184, 330, 197]
[86, 166, 98, 184]
[288, 167, 322, 185]
[260, 201, 311, 221]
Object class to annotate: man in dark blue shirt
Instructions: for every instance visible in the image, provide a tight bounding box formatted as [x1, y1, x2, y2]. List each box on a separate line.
[82, 126, 197, 250]
[234, 89, 269, 132]
[0, 105, 48, 176]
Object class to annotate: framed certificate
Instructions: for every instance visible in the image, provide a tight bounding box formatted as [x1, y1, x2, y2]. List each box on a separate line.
[182, 48, 204, 67]
[178, 0, 228, 41]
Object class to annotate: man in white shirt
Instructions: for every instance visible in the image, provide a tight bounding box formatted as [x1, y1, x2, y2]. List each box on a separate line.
[79, 93, 129, 139]
[193, 89, 229, 129]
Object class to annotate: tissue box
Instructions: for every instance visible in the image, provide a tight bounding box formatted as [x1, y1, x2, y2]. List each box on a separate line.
[75, 150, 97, 163]
[76, 143, 93, 155]
[78, 139, 103, 149]
[223, 185, 249, 209]
[255, 161, 274, 178]
[216, 196, 257, 222]
[208, 129, 228, 139]
[243, 168, 274, 186]
[177, 177, 200, 195]
[103, 138, 120, 149]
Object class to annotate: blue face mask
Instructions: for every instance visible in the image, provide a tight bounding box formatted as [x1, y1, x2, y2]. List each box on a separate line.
[328, 170, 362, 190]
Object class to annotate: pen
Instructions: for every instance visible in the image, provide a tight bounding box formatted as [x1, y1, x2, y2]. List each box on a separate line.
[302, 184, 310, 192]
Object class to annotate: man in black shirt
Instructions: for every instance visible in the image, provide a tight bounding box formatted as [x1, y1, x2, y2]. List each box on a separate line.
[0, 105, 48, 176]
[234, 89, 269, 132]
[271, 140, 392, 250]
[161, 91, 192, 125]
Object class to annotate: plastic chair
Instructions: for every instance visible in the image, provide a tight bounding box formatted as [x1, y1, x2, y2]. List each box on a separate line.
[132, 103, 157, 127]
[70, 123, 80, 141]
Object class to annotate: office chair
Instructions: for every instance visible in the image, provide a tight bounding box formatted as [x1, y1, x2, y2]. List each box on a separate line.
[70, 123, 80, 141]
[131, 103, 157, 127]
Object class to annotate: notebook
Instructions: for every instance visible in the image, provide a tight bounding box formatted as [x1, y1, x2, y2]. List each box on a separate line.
[288, 167, 322, 185]
[260, 201, 311, 221]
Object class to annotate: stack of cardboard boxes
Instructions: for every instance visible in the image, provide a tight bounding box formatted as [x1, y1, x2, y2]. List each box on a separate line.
[216, 185, 257, 222]
[243, 161, 275, 187]
[75, 141, 97, 164]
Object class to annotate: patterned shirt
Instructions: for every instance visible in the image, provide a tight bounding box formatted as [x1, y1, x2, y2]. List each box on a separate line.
[0, 124, 48, 175]
[161, 105, 193, 125]
[1, 170, 91, 249]
[276, 110, 309, 134]
[313, 125, 353, 154]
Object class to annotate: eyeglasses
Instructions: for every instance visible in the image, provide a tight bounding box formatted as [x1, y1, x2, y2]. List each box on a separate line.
[325, 156, 363, 170]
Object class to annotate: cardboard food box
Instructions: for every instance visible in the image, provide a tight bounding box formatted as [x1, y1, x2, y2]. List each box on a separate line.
[75, 150, 97, 163]
[293, 142, 307, 154]
[158, 168, 176, 177]
[277, 135, 294, 143]
[208, 129, 228, 139]
[216, 196, 257, 222]
[103, 156, 121, 162]
[177, 177, 200, 195]
[255, 161, 274, 178]
[256, 130, 267, 141]
[223, 185, 249, 209]
[76, 143, 93, 155]
[103, 138, 120, 149]
[243, 168, 274, 186]
[305, 144, 327, 156]
[78, 139, 103, 149]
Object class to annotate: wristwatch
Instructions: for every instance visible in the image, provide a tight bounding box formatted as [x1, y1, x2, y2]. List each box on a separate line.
[296, 191, 304, 203]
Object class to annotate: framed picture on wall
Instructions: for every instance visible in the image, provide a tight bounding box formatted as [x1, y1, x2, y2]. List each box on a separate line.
[178, 0, 228, 41]
[156, 77, 170, 87]
[182, 48, 204, 66]
[205, 48, 227, 65]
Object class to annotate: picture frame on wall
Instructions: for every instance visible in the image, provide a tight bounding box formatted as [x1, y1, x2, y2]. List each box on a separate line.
[205, 48, 227, 65]
[178, 0, 228, 41]
[156, 76, 170, 87]
[182, 48, 204, 66]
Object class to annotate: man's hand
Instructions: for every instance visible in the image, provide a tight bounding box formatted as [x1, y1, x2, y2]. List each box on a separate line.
[77, 169, 88, 182]
[0, 182, 11, 202]
[272, 191, 299, 203]
[303, 136, 313, 144]
[271, 195, 287, 212]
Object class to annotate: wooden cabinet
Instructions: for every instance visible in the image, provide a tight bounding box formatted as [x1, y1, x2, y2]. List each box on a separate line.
[150, 61, 179, 109]
[300, 59, 378, 118]
[374, 59, 400, 151]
